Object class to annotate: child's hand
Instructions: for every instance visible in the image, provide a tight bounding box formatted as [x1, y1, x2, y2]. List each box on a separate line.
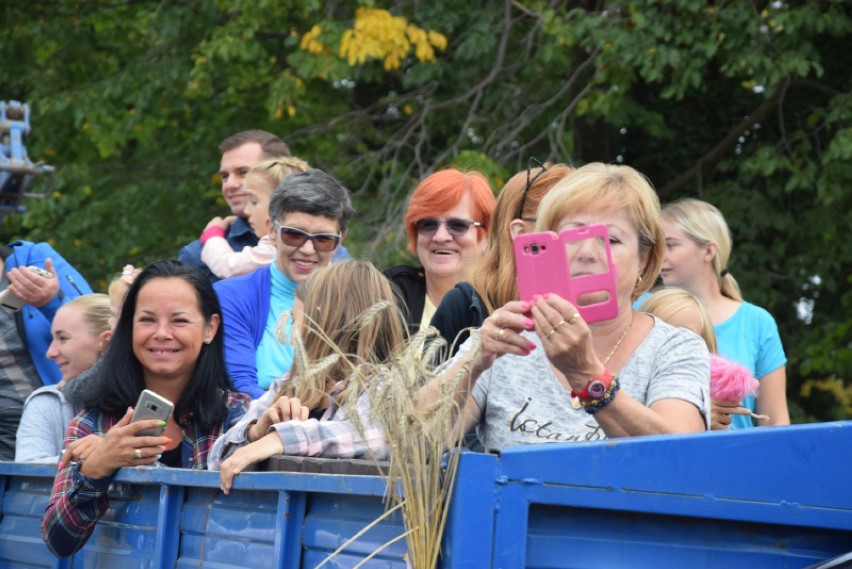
[205, 216, 236, 231]
[248, 397, 309, 442]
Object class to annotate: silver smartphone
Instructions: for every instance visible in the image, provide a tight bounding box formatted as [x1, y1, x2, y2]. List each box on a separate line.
[131, 389, 174, 436]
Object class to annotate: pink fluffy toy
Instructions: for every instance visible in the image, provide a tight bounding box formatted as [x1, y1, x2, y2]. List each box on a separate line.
[710, 354, 769, 422]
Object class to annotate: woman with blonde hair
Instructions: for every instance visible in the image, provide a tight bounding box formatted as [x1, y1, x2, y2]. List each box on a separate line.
[431, 161, 574, 355]
[211, 260, 407, 493]
[386, 168, 495, 333]
[426, 163, 709, 453]
[16, 294, 112, 463]
[200, 156, 311, 279]
[638, 287, 717, 353]
[660, 198, 789, 429]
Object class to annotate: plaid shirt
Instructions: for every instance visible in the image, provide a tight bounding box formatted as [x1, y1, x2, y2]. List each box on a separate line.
[207, 375, 388, 471]
[41, 391, 250, 558]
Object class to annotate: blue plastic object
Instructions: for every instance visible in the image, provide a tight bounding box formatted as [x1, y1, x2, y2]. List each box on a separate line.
[1, 421, 850, 568]
[0, 100, 53, 218]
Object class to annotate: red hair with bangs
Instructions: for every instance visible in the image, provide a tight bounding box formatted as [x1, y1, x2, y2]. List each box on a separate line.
[403, 168, 496, 254]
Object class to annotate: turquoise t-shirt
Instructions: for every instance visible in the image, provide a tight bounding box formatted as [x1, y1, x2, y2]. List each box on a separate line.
[714, 301, 786, 429]
[255, 264, 297, 390]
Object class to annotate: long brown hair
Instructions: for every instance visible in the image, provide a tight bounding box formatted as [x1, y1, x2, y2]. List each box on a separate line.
[468, 163, 574, 312]
[276, 260, 406, 410]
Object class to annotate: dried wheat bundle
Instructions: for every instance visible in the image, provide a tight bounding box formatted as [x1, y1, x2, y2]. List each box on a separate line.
[301, 301, 480, 569]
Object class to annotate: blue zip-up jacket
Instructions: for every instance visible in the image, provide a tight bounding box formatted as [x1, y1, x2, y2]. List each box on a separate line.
[4, 241, 92, 385]
[213, 265, 271, 398]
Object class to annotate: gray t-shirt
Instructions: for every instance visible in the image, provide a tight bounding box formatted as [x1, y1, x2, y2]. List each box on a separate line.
[470, 317, 710, 452]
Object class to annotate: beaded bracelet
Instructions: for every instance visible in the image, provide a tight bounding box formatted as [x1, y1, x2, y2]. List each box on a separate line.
[583, 375, 621, 414]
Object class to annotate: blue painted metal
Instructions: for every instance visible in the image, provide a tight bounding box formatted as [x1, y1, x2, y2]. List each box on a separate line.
[442, 452, 497, 568]
[492, 421, 852, 568]
[0, 422, 850, 568]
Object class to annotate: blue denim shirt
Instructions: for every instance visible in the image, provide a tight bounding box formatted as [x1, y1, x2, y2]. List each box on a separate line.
[179, 217, 259, 283]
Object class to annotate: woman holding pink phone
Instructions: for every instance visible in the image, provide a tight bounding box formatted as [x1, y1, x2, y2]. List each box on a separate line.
[429, 163, 710, 452]
[429, 161, 574, 358]
[41, 260, 250, 558]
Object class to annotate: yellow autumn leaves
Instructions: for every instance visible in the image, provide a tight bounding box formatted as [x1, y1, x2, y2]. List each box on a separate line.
[300, 7, 448, 71]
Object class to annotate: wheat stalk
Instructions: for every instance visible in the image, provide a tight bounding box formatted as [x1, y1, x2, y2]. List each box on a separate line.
[295, 303, 477, 569]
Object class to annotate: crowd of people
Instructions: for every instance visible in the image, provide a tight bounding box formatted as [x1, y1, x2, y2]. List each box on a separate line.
[0, 129, 791, 557]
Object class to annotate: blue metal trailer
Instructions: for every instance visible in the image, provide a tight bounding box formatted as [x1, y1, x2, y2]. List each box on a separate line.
[1, 421, 849, 568]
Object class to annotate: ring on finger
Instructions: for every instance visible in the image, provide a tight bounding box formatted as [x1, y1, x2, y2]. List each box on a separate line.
[553, 319, 567, 330]
[546, 328, 558, 339]
[134, 448, 143, 460]
[496, 328, 505, 341]
[568, 312, 579, 324]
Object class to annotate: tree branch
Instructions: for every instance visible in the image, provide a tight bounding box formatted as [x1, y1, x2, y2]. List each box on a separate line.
[658, 77, 790, 199]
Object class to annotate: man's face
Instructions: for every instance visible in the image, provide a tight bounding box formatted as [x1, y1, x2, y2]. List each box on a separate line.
[219, 142, 266, 217]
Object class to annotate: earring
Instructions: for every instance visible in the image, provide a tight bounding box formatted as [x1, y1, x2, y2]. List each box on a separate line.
[204, 339, 212, 344]
[636, 275, 642, 287]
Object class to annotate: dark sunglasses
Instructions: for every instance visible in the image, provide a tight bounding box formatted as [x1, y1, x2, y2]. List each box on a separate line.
[414, 217, 482, 237]
[515, 157, 548, 220]
[273, 221, 341, 252]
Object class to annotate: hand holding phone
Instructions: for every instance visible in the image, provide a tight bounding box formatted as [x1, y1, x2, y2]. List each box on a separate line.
[0, 266, 55, 311]
[514, 224, 619, 323]
[131, 390, 174, 436]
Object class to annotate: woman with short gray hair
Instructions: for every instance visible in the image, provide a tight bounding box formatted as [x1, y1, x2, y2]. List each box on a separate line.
[215, 169, 354, 399]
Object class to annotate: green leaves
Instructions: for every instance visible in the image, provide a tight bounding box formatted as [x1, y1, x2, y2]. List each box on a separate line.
[2, 0, 849, 422]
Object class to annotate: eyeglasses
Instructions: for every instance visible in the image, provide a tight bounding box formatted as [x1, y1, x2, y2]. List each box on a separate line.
[414, 217, 482, 237]
[515, 157, 548, 220]
[273, 221, 341, 252]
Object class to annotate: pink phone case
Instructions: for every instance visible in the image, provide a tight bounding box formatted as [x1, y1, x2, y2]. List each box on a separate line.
[514, 224, 619, 323]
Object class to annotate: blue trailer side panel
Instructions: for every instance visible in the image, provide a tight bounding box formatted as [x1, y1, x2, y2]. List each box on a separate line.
[1, 422, 851, 568]
[491, 422, 852, 568]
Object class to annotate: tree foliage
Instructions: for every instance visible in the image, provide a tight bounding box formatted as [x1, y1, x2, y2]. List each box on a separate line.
[2, 0, 850, 422]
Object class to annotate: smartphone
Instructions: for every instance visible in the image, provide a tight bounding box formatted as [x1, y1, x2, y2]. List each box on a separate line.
[131, 389, 174, 436]
[514, 230, 571, 301]
[514, 224, 619, 323]
[27, 265, 53, 279]
[0, 266, 54, 311]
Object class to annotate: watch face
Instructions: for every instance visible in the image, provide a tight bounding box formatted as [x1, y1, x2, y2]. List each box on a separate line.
[588, 380, 607, 399]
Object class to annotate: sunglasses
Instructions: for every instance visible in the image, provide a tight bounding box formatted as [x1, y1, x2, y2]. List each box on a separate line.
[414, 217, 482, 237]
[273, 221, 341, 252]
[515, 157, 548, 220]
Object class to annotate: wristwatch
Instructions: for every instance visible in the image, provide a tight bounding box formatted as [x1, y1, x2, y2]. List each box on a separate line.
[571, 369, 613, 401]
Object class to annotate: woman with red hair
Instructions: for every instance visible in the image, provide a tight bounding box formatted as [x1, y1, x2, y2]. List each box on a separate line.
[386, 168, 495, 333]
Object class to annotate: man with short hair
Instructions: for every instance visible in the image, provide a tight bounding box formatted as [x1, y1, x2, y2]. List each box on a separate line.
[214, 169, 353, 398]
[179, 130, 292, 283]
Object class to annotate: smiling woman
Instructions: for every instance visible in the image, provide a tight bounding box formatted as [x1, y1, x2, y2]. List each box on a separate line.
[40, 260, 250, 559]
[214, 169, 354, 398]
[421, 162, 710, 454]
[15, 294, 111, 464]
[386, 168, 496, 334]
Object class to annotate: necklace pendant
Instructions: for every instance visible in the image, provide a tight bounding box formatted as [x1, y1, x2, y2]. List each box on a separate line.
[571, 396, 583, 410]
